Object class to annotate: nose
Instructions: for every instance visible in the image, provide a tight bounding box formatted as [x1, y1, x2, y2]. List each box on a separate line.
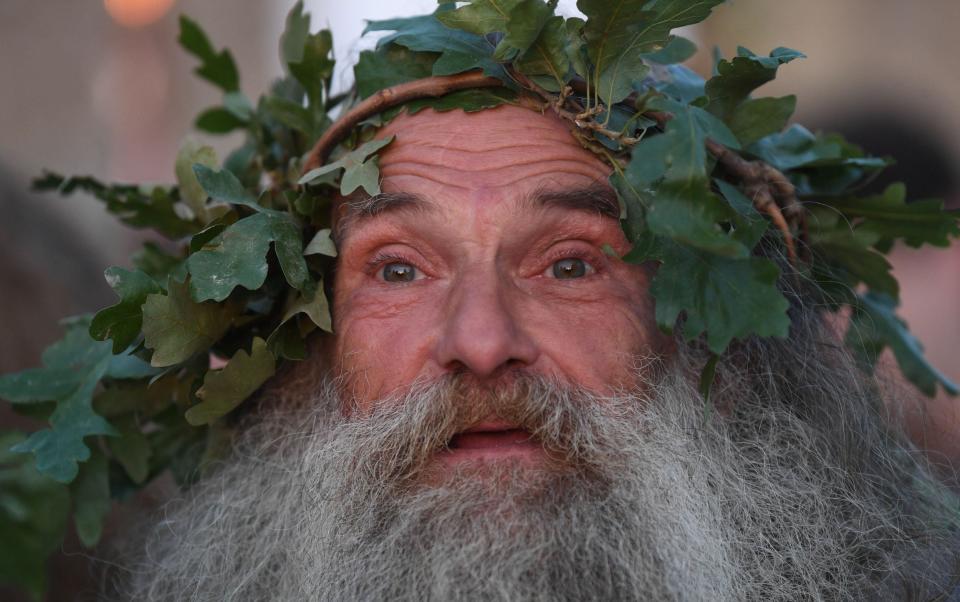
[434, 267, 539, 380]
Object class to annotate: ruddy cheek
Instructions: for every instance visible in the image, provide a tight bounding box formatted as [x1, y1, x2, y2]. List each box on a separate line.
[335, 288, 444, 399]
[514, 282, 656, 390]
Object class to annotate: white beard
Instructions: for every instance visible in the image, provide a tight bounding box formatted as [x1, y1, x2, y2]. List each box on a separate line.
[118, 361, 954, 601]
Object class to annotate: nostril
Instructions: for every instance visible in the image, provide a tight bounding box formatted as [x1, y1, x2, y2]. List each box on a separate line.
[445, 360, 470, 376]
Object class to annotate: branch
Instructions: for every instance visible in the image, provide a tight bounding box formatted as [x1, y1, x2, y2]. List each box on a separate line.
[303, 71, 502, 171]
[706, 140, 802, 264]
[303, 72, 807, 264]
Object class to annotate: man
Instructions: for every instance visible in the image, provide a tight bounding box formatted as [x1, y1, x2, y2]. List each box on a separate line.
[120, 103, 960, 601]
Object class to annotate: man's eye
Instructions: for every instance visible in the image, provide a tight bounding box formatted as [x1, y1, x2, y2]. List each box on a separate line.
[382, 262, 418, 283]
[550, 257, 591, 279]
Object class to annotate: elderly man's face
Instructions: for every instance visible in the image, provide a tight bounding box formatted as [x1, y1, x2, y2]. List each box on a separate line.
[331, 105, 666, 464]
[128, 106, 958, 602]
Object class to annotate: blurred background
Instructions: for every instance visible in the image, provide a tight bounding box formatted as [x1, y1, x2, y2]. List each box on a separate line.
[0, 0, 958, 599]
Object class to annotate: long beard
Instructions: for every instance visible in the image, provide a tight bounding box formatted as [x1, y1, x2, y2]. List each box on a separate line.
[117, 362, 951, 601]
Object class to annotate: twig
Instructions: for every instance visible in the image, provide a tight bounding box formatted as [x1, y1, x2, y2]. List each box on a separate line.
[302, 71, 806, 265]
[706, 140, 800, 264]
[303, 71, 502, 171]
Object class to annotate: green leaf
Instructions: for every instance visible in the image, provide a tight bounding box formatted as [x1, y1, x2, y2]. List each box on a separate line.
[0, 432, 70, 600]
[222, 91, 254, 120]
[289, 30, 334, 108]
[746, 124, 842, 171]
[652, 244, 790, 354]
[698, 352, 720, 403]
[653, 64, 706, 104]
[767, 131, 890, 198]
[0, 318, 121, 483]
[516, 15, 569, 89]
[610, 171, 654, 255]
[262, 95, 314, 140]
[191, 164, 260, 211]
[282, 284, 332, 333]
[185, 338, 276, 425]
[142, 278, 237, 367]
[641, 34, 697, 65]
[0, 323, 104, 404]
[705, 46, 804, 120]
[133, 242, 184, 282]
[493, 0, 557, 61]
[630, 98, 740, 186]
[266, 320, 307, 361]
[299, 136, 395, 196]
[714, 179, 760, 218]
[404, 87, 516, 115]
[580, 0, 724, 107]
[562, 16, 590, 80]
[304, 228, 337, 257]
[646, 180, 750, 258]
[355, 45, 436, 99]
[726, 95, 796, 147]
[33, 173, 198, 239]
[90, 268, 163, 353]
[714, 179, 768, 249]
[146, 408, 207, 487]
[436, 0, 523, 36]
[174, 140, 219, 224]
[178, 15, 240, 92]
[105, 354, 159, 381]
[8, 371, 113, 484]
[341, 160, 382, 198]
[279, 1, 310, 70]
[94, 375, 191, 421]
[848, 293, 959, 397]
[186, 211, 310, 302]
[829, 183, 960, 248]
[809, 211, 899, 299]
[195, 107, 247, 134]
[365, 10, 504, 79]
[747, 126, 889, 199]
[106, 416, 152, 484]
[197, 421, 235, 475]
[69, 448, 110, 547]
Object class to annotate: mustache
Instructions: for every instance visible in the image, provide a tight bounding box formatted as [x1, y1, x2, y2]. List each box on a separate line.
[331, 374, 641, 487]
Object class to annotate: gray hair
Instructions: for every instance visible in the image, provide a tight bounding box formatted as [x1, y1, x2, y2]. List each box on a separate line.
[109, 275, 960, 601]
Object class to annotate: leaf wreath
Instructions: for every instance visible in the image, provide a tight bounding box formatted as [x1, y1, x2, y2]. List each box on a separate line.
[1, 1, 959, 597]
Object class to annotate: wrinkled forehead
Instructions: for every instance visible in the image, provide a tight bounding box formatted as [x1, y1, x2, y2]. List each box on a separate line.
[334, 104, 616, 234]
[375, 104, 611, 186]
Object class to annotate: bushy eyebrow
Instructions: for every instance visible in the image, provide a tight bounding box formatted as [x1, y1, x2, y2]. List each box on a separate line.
[345, 191, 431, 217]
[334, 184, 620, 242]
[334, 191, 433, 243]
[526, 183, 621, 219]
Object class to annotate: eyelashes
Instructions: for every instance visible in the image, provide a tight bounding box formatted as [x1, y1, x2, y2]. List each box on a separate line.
[366, 251, 424, 283]
[540, 247, 604, 279]
[364, 243, 607, 284]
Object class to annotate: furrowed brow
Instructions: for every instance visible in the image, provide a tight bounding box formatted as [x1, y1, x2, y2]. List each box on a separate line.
[335, 191, 434, 242]
[531, 184, 621, 219]
[346, 191, 427, 217]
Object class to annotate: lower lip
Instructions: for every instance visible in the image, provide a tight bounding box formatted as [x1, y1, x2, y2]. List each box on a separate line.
[439, 430, 542, 464]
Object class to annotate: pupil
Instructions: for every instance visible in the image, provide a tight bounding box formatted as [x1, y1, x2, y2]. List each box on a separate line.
[383, 263, 415, 282]
[553, 258, 586, 279]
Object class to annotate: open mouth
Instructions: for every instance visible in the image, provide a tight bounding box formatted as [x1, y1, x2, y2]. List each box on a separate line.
[449, 423, 534, 450]
[443, 419, 541, 462]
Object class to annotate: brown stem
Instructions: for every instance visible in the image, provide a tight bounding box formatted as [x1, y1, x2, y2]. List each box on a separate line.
[706, 140, 801, 264]
[303, 71, 503, 171]
[303, 72, 806, 264]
